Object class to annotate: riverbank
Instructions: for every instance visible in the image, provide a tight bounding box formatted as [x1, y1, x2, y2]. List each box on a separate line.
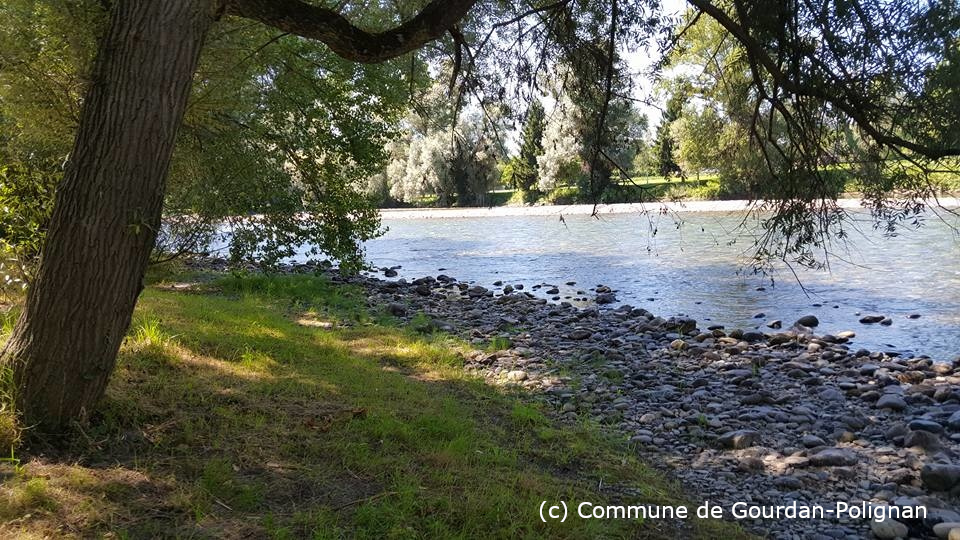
[378, 197, 960, 219]
[308, 260, 960, 539]
[0, 267, 744, 538]
[5, 259, 960, 538]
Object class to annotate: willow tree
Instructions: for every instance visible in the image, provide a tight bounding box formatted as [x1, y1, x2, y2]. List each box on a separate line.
[2, 0, 958, 431]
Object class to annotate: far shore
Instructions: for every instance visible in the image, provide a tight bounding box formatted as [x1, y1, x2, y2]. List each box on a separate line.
[379, 197, 960, 219]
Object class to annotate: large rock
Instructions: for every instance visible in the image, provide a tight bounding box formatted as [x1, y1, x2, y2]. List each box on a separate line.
[717, 429, 760, 449]
[796, 314, 820, 327]
[860, 314, 886, 324]
[933, 522, 960, 539]
[505, 370, 528, 382]
[567, 329, 592, 340]
[809, 448, 858, 467]
[596, 292, 617, 304]
[908, 419, 944, 433]
[414, 283, 432, 296]
[904, 430, 941, 450]
[870, 517, 908, 540]
[921, 464, 960, 491]
[876, 394, 908, 411]
[947, 410, 960, 430]
[802, 435, 827, 448]
[466, 285, 490, 298]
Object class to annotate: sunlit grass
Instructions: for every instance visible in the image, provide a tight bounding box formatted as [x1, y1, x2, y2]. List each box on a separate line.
[0, 272, 750, 539]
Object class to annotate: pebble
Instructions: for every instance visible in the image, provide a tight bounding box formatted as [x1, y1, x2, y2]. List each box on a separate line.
[877, 394, 908, 411]
[934, 522, 960, 539]
[248, 259, 960, 540]
[809, 448, 859, 467]
[922, 464, 960, 491]
[717, 429, 760, 449]
[870, 517, 908, 539]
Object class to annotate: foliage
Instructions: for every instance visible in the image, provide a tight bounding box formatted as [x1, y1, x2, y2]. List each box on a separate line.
[162, 24, 415, 270]
[512, 99, 545, 193]
[537, 90, 585, 191]
[537, 64, 646, 196]
[0, 165, 56, 284]
[655, 89, 685, 177]
[0, 2, 411, 272]
[370, 76, 503, 207]
[4, 0, 954, 270]
[0, 0, 104, 282]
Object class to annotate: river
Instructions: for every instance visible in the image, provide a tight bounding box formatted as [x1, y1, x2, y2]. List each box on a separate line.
[347, 205, 960, 360]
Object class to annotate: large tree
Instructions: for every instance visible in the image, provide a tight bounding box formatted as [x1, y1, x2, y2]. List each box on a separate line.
[0, 0, 477, 431]
[2, 0, 958, 431]
[513, 99, 546, 193]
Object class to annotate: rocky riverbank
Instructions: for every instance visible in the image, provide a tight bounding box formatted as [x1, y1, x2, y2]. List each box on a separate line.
[191, 258, 960, 539]
[376, 197, 960, 219]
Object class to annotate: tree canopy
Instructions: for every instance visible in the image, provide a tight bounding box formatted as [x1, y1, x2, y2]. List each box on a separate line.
[2, 0, 958, 272]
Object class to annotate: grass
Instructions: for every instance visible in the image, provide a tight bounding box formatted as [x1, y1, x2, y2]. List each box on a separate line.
[0, 270, 750, 539]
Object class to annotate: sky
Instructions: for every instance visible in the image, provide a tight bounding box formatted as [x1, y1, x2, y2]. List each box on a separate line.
[625, 0, 689, 127]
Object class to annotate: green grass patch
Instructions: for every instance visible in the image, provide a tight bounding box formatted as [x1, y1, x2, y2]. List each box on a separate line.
[0, 272, 749, 539]
[485, 336, 513, 352]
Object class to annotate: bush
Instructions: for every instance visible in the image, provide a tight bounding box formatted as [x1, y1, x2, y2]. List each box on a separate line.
[0, 164, 57, 285]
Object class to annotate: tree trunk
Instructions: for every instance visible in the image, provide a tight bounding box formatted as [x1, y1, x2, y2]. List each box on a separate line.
[1, 0, 218, 430]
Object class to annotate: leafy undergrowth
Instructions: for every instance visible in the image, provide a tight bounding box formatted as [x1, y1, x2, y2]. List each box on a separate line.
[0, 272, 750, 539]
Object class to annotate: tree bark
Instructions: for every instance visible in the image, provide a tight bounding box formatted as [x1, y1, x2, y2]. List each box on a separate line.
[1, 0, 218, 430]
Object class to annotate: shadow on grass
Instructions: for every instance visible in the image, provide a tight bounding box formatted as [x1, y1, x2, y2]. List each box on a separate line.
[0, 273, 751, 539]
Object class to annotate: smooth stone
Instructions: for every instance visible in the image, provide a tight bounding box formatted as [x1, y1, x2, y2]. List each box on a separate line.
[505, 370, 528, 382]
[809, 448, 858, 467]
[870, 517, 908, 539]
[567, 329, 592, 340]
[877, 394, 908, 411]
[802, 434, 828, 448]
[717, 429, 760, 449]
[904, 430, 941, 450]
[796, 314, 820, 327]
[909, 419, 944, 433]
[934, 523, 960, 539]
[596, 292, 617, 304]
[921, 464, 960, 491]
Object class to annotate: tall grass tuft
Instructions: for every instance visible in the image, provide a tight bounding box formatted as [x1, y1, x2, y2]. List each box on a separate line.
[132, 319, 175, 348]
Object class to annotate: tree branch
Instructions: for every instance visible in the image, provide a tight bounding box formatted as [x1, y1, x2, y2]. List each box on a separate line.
[226, 0, 477, 63]
[687, 0, 960, 159]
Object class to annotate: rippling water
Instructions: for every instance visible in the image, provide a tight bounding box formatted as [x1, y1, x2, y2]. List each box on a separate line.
[343, 208, 960, 360]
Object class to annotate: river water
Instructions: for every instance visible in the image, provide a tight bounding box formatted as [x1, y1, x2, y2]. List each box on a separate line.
[348, 208, 960, 360]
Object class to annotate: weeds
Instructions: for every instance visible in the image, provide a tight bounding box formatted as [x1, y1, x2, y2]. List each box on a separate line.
[485, 335, 513, 352]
